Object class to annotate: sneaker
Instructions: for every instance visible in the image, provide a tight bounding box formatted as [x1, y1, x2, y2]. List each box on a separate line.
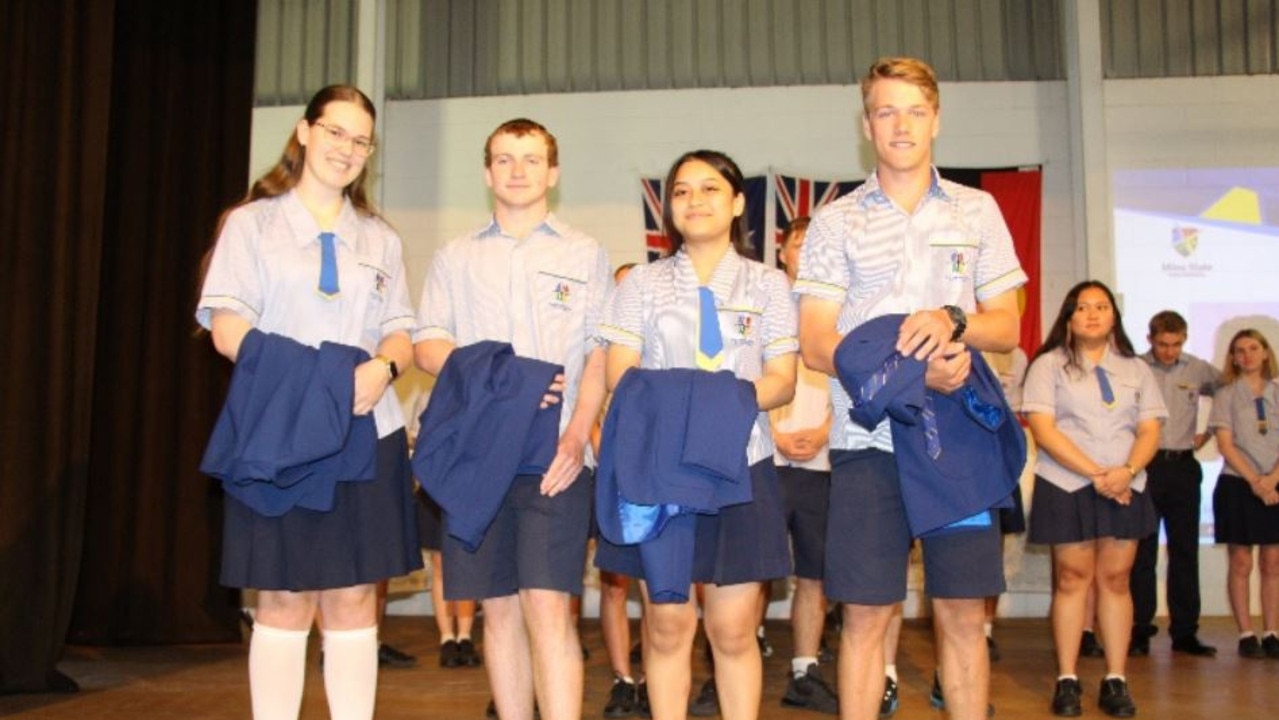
[604, 676, 639, 718]
[780, 663, 839, 715]
[931, 671, 995, 717]
[1264, 634, 1279, 659]
[378, 642, 417, 669]
[636, 680, 651, 718]
[1127, 635, 1149, 657]
[878, 676, 899, 719]
[1098, 677, 1136, 718]
[688, 677, 720, 717]
[818, 638, 835, 665]
[1170, 635, 1217, 657]
[1080, 630, 1105, 658]
[440, 639, 462, 668]
[757, 627, 774, 658]
[1239, 635, 1266, 659]
[458, 638, 482, 667]
[1050, 677, 1082, 717]
[987, 635, 1001, 662]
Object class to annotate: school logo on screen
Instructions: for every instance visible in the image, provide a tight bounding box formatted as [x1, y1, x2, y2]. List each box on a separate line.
[1171, 226, 1199, 257]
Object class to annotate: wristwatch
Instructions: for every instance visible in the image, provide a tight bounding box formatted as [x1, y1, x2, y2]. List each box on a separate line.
[375, 354, 399, 381]
[942, 305, 967, 342]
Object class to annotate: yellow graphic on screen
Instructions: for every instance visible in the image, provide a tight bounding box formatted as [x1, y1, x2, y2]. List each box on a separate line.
[1201, 186, 1262, 224]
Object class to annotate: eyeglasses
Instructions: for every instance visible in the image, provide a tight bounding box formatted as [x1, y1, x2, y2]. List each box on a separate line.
[312, 121, 376, 157]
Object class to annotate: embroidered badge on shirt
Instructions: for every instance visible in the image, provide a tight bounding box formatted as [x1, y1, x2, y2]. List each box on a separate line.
[949, 250, 968, 278]
[548, 280, 575, 312]
[737, 314, 754, 338]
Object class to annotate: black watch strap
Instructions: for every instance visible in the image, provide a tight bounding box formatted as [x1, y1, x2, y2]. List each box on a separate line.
[943, 305, 967, 342]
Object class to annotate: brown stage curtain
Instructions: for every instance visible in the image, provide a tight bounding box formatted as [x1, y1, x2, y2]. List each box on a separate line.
[1, 0, 256, 693]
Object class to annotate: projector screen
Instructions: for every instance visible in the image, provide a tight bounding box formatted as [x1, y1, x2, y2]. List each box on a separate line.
[1113, 167, 1279, 541]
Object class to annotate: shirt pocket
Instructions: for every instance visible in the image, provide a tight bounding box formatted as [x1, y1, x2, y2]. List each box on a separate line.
[355, 258, 392, 308]
[927, 231, 980, 282]
[721, 306, 763, 351]
[1113, 377, 1145, 426]
[533, 270, 587, 343]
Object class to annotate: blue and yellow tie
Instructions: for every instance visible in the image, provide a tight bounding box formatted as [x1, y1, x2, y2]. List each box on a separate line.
[1256, 397, 1268, 436]
[1095, 366, 1116, 409]
[695, 286, 723, 371]
[318, 231, 340, 298]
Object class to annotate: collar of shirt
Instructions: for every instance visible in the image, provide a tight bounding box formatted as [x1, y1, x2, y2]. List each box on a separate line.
[1140, 350, 1187, 372]
[674, 246, 744, 303]
[1086, 343, 1127, 377]
[859, 166, 950, 210]
[281, 189, 360, 250]
[475, 212, 566, 241]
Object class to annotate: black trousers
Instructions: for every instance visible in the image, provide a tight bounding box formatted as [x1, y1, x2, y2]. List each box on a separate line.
[1131, 452, 1203, 641]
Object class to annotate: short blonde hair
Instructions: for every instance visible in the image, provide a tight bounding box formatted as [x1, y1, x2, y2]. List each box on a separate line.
[1223, 328, 1278, 383]
[860, 57, 940, 113]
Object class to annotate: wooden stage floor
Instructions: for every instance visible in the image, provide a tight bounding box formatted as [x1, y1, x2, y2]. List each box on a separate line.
[1, 616, 1271, 719]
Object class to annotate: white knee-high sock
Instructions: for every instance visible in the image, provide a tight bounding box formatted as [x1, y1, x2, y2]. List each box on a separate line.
[322, 625, 379, 720]
[248, 623, 310, 720]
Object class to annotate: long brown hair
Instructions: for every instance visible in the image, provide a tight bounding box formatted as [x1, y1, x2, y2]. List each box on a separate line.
[197, 85, 380, 316]
[1033, 279, 1136, 376]
[247, 85, 379, 214]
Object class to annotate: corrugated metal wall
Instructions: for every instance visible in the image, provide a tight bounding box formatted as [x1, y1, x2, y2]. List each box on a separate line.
[383, 0, 1063, 99]
[255, 0, 359, 106]
[253, 0, 1279, 106]
[1102, 0, 1279, 77]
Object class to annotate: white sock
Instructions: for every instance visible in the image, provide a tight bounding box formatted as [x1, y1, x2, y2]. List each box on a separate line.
[885, 664, 898, 683]
[1264, 630, 1277, 639]
[1104, 673, 1125, 682]
[983, 621, 993, 638]
[1058, 674, 1078, 681]
[792, 656, 818, 676]
[248, 623, 309, 720]
[1240, 631, 1258, 640]
[322, 625, 379, 720]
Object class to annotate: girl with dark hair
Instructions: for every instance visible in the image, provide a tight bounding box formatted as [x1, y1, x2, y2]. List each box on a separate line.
[597, 150, 797, 719]
[1208, 328, 1279, 659]
[1022, 280, 1165, 718]
[196, 85, 421, 720]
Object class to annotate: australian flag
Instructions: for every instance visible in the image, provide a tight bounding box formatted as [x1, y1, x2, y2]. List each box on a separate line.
[774, 174, 860, 254]
[642, 176, 769, 262]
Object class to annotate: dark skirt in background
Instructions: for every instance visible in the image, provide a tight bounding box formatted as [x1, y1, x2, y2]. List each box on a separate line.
[416, 487, 444, 551]
[221, 429, 423, 590]
[1027, 475, 1157, 545]
[1213, 473, 1279, 545]
[594, 460, 793, 589]
[999, 483, 1028, 535]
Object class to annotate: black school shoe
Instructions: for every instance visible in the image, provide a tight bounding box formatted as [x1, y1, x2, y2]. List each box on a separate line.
[603, 676, 639, 718]
[688, 677, 720, 717]
[1239, 634, 1266, 659]
[1098, 677, 1136, 718]
[1050, 677, 1082, 717]
[780, 663, 839, 715]
[1080, 630, 1105, 658]
[378, 642, 417, 668]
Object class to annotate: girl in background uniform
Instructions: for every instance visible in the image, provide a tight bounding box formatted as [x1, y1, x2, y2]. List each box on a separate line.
[1208, 328, 1279, 659]
[597, 150, 797, 720]
[197, 85, 420, 720]
[1022, 280, 1165, 719]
